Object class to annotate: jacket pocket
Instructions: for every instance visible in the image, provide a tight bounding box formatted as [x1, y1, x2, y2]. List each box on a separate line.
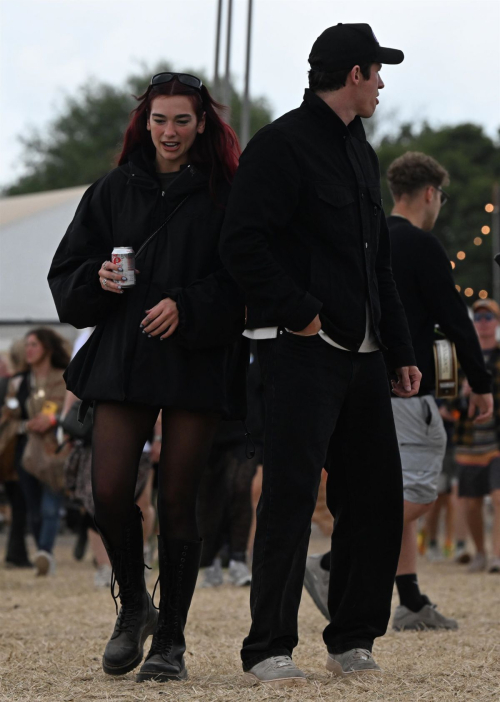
[314, 182, 355, 208]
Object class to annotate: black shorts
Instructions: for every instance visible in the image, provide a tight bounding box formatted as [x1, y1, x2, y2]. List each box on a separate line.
[457, 457, 500, 498]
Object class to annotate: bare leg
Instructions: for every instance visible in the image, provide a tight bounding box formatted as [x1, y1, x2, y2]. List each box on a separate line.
[136, 470, 155, 543]
[88, 529, 110, 567]
[425, 494, 445, 543]
[397, 500, 432, 576]
[452, 484, 469, 543]
[465, 497, 485, 554]
[491, 489, 500, 558]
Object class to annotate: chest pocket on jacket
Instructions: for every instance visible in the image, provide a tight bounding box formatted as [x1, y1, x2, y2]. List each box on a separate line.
[313, 183, 355, 243]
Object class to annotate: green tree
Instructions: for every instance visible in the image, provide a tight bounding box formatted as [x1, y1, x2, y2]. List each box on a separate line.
[4, 62, 272, 196]
[376, 122, 500, 302]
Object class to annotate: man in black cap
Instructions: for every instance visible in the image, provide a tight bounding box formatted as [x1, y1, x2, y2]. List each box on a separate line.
[220, 24, 420, 686]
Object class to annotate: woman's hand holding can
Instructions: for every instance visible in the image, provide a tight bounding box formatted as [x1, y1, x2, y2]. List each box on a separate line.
[99, 261, 127, 294]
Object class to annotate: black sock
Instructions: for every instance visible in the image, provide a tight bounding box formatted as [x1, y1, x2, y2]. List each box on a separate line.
[429, 539, 438, 548]
[395, 574, 427, 612]
[320, 551, 331, 571]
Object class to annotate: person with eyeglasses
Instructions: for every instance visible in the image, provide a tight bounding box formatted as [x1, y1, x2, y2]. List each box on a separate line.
[304, 151, 493, 633]
[49, 72, 247, 682]
[451, 298, 500, 574]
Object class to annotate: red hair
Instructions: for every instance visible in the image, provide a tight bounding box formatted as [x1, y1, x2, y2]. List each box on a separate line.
[118, 80, 241, 190]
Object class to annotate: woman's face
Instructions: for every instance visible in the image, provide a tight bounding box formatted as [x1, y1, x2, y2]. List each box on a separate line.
[25, 335, 47, 367]
[147, 95, 205, 173]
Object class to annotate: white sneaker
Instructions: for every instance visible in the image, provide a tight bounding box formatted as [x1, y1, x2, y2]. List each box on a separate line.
[468, 552, 487, 573]
[94, 563, 112, 588]
[34, 550, 55, 576]
[426, 544, 443, 563]
[201, 557, 223, 587]
[229, 559, 252, 586]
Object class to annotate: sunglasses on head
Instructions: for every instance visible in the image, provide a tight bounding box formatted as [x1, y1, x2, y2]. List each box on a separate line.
[474, 311, 495, 322]
[150, 72, 203, 91]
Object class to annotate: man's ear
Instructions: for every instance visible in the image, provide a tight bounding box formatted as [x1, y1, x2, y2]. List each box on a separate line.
[424, 186, 434, 203]
[349, 65, 361, 85]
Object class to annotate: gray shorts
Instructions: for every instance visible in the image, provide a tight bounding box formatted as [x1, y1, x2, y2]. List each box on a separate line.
[391, 396, 447, 504]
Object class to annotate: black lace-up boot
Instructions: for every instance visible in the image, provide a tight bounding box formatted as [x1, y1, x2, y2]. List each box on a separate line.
[97, 505, 158, 676]
[136, 536, 202, 682]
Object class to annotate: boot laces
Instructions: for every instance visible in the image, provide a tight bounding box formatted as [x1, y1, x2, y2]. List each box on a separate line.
[148, 564, 182, 660]
[109, 533, 150, 635]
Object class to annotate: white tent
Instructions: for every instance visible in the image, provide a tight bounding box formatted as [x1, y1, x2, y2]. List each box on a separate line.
[0, 185, 88, 350]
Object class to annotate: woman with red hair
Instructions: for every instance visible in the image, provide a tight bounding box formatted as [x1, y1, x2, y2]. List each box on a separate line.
[49, 73, 246, 683]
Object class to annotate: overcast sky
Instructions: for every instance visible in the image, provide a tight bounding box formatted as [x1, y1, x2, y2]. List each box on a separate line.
[1, 0, 499, 189]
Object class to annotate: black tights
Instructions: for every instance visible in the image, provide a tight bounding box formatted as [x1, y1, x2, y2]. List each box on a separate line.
[91, 402, 220, 549]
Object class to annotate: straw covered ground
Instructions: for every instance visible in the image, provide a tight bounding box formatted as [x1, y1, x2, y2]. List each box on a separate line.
[0, 533, 499, 702]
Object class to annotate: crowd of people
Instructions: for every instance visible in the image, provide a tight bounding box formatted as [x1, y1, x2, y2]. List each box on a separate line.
[0, 20, 498, 690]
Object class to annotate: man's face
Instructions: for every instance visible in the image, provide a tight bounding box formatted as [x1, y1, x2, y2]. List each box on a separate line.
[356, 63, 384, 118]
[474, 308, 499, 341]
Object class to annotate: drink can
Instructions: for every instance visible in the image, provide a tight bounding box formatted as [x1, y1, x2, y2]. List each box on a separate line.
[112, 247, 135, 287]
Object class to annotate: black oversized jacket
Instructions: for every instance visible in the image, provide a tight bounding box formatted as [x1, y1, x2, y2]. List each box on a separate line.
[220, 89, 415, 371]
[388, 215, 491, 396]
[48, 150, 247, 418]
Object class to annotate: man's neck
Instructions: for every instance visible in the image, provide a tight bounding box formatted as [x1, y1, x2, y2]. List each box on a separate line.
[391, 203, 428, 231]
[315, 91, 357, 126]
[479, 335, 497, 351]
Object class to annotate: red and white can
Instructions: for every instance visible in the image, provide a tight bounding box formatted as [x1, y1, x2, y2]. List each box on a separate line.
[112, 247, 135, 287]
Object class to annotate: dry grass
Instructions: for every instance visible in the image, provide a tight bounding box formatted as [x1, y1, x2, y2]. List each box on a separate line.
[0, 533, 499, 702]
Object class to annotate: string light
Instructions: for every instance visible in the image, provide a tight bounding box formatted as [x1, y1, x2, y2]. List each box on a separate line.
[485, 204, 494, 213]
[457, 251, 466, 260]
[482, 226, 491, 235]
[455, 284, 461, 292]
[479, 290, 488, 299]
[450, 260, 456, 269]
[474, 237, 483, 246]
[464, 288, 474, 297]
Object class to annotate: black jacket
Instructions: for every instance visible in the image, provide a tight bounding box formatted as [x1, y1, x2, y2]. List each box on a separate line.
[220, 89, 415, 371]
[48, 151, 247, 419]
[388, 215, 491, 396]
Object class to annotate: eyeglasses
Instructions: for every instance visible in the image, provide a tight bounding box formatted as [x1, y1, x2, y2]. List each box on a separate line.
[436, 186, 449, 206]
[150, 72, 203, 91]
[474, 312, 495, 322]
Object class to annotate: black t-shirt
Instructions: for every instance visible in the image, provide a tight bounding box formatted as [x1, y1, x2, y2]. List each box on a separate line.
[387, 215, 491, 396]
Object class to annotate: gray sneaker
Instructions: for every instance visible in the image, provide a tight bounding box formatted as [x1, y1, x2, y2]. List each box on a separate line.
[326, 649, 381, 676]
[228, 559, 252, 586]
[244, 656, 307, 688]
[392, 598, 458, 631]
[200, 557, 223, 588]
[468, 552, 487, 573]
[304, 554, 331, 621]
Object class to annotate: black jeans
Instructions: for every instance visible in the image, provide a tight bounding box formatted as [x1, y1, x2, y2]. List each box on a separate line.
[241, 331, 403, 669]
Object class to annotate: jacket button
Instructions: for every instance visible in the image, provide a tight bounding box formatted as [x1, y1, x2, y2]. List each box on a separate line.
[365, 242, 368, 248]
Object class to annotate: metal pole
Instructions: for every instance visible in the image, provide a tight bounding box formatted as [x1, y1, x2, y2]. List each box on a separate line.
[240, 0, 254, 147]
[213, 0, 223, 99]
[492, 182, 500, 303]
[222, 0, 233, 117]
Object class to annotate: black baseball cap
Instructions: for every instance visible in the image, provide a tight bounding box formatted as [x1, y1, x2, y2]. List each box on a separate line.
[309, 23, 404, 71]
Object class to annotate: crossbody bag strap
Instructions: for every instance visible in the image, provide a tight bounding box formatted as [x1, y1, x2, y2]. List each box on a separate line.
[135, 195, 190, 260]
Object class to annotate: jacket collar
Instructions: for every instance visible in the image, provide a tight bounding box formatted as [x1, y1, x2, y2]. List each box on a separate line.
[122, 149, 208, 197]
[302, 89, 367, 142]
